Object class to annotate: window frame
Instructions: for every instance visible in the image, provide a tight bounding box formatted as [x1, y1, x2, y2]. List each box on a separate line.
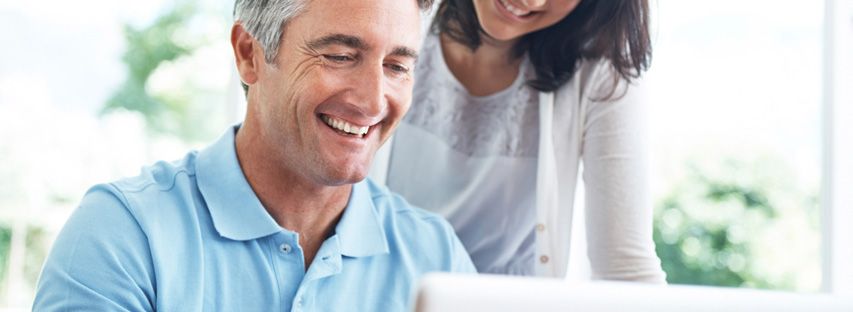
[822, 0, 853, 295]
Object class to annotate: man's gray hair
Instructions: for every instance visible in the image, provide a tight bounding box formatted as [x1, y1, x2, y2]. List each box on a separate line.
[233, 0, 434, 65]
[234, 0, 304, 64]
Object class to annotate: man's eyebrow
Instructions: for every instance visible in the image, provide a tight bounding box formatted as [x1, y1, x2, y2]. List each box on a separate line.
[307, 33, 419, 62]
[307, 34, 370, 51]
[392, 46, 419, 62]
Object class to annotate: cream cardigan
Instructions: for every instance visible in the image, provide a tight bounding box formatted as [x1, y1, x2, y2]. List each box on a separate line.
[370, 55, 665, 282]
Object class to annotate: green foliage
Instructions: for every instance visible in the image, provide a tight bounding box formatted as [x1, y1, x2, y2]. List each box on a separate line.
[654, 152, 820, 291]
[102, 0, 223, 143]
[0, 224, 11, 285]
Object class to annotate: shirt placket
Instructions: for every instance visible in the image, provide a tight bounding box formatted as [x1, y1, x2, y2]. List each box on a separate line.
[271, 231, 305, 311]
[291, 235, 344, 311]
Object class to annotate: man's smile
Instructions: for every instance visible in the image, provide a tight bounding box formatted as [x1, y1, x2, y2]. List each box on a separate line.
[320, 114, 371, 138]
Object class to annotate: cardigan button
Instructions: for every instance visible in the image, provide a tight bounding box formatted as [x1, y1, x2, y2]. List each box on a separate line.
[536, 223, 545, 232]
[540, 255, 549, 264]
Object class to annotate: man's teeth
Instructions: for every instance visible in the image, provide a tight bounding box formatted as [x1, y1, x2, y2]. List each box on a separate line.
[500, 0, 530, 16]
[322, 115, 369, 137]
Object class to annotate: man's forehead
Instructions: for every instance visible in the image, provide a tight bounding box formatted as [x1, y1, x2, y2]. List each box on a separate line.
[291, 0, 421, 52]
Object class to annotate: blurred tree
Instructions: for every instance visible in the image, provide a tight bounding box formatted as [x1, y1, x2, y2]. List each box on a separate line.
[102, 0, 230, 144]
[0, 225, 10, 287]
[103, 1, 197, 137]
[654, 151, 821, 292]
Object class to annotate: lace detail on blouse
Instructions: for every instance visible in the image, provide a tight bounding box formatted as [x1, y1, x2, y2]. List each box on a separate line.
[403, 32, 540, 158]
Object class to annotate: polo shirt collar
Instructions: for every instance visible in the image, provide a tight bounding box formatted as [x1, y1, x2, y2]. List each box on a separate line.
[336, 180, 390, 258]
[197, 124, 390, 258]
[196, 124, 282, 241]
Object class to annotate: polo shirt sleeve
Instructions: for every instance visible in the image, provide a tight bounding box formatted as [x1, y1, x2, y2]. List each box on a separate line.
[33, 183, 156, 311]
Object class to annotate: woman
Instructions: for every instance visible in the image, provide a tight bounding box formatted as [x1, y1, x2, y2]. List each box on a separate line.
[371, 0, 666, 281]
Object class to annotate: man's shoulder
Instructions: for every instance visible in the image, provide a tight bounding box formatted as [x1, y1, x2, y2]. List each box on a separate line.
[34, 151, 202, 311]
[83, 151, 201, 230]
[363, 177, 451, 231]
[110, 151, 199, 195]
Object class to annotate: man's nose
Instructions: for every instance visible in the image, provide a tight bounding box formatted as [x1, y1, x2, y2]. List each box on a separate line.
[353, 64, 387, 118]
[520, 0, 546, 8]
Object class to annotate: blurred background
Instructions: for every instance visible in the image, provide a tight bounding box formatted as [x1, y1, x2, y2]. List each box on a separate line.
[0, 0, 850, 310]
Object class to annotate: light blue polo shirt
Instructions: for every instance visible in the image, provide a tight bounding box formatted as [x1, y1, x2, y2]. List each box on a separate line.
[34, 125, 476, 311]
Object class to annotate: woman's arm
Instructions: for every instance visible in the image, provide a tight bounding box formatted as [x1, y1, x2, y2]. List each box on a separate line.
[580, 66, 667, 283]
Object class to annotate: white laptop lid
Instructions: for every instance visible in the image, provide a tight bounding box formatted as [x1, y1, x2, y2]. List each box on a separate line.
[410, 273, 853, 312]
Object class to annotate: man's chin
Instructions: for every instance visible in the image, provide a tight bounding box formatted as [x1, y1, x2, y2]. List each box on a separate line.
[321, 175, 367, 187]
[315, 164, 371, 186]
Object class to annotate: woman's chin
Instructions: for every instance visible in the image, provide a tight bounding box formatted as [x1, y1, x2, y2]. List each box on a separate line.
[480, 24, 525, 43]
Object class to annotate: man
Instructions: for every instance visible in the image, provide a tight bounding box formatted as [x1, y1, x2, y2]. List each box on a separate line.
[33, 0, 475, 310]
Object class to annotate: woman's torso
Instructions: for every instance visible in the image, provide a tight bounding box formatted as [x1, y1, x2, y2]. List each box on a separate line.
[387, 30, 541, 275]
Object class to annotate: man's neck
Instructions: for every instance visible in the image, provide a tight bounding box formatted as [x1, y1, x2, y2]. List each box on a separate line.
[234, 121, 350, 270]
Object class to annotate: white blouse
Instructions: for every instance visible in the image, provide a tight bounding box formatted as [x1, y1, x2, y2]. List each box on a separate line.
[387, 31, 541, 274]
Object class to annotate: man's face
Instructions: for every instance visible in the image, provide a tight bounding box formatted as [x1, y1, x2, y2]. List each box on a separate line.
[250, 0, 421, 186]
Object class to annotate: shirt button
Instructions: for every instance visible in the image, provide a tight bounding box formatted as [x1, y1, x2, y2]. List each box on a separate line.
[297, 298, 303, 308]
[279, 243, 292, 254]
[536, 223, 546, 232]
[540, 255, 549, 264]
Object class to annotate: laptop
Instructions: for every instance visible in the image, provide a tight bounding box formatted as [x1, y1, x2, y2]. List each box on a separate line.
[410, 273, 853, 312]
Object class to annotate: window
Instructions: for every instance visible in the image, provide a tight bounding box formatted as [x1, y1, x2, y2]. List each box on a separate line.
[823, 0, 853, 295]
[568, 0, 848, 294]
[645, 0, 824, 292]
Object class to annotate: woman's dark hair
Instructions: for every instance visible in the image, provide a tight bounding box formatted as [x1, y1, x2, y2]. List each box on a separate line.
[435, 0, 651, 95]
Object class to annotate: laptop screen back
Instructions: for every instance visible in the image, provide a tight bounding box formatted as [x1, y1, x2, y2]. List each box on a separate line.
[410, 273, 853, 312]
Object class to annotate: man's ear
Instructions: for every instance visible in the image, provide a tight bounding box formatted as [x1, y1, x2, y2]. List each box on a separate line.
[231, 22, 260, 86]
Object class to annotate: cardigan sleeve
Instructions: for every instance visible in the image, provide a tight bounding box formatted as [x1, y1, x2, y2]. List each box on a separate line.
[579, 64, 667, 283]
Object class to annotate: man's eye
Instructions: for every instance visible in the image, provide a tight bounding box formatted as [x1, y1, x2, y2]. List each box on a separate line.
[323, 55, 351, 62]
[386, 64, 409, 74]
